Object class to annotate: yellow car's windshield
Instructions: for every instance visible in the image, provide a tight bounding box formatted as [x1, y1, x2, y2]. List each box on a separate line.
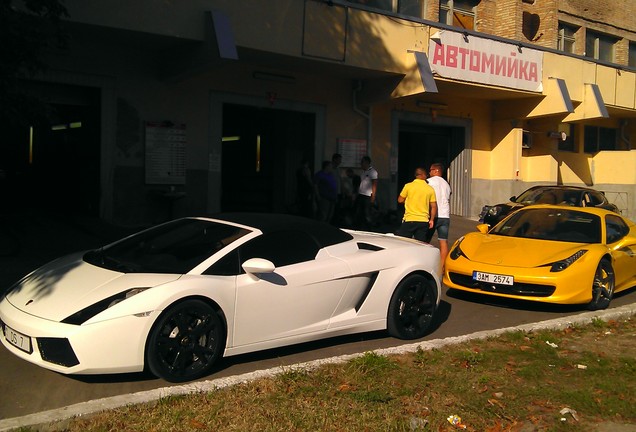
[491, 208, 601, 243]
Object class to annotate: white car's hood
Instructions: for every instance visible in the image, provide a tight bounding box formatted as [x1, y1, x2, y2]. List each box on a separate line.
[5, 252, 180, 322]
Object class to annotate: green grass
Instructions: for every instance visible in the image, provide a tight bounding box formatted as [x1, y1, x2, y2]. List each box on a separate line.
[26, 316, 636, 432]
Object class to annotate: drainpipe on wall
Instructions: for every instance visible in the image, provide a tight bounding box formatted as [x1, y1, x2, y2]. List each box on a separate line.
[620, 120, 631, 150]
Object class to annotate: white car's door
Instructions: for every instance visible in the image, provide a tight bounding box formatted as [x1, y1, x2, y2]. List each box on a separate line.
[233, 258, 350, 346]
[231, 230, 350, 347]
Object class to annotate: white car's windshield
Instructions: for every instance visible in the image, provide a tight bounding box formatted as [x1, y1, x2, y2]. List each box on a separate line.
[490, 208, 601, 243]
[84, 219, 250, 273]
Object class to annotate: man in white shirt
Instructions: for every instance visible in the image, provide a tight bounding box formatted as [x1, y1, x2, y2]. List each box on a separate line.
[425, 162, 452, 268]
[354, 156, 378, 230]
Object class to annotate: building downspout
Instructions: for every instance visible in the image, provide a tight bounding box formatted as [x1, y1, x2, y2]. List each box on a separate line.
[620, 120, 631, 150]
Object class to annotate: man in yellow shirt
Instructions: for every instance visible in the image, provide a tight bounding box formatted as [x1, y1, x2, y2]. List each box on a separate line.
[396, 167, 437, 242]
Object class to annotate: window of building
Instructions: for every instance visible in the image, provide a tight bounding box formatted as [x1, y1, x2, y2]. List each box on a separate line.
[557, 123, 575, 152]
[398, 0, 425, 17]
[557, 23, 577, 53]
[439, 0, 478, 30]
[584, 125, 617, 153]
[585, 30, 616, 62]
[346, 0, 425, 18]
[629, 41, 636, 68]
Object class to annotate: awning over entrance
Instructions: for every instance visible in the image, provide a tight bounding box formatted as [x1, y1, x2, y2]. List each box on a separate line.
[414, 51, 439, 93]
[563, 83, 609, 122]
[390, 51, 439, 99]
[161, 10, 238, 81]
[526, 77, 574, 117]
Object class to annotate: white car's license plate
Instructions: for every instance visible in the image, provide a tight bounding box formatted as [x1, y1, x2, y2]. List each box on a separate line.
[473, 271, 514, 286]
[4, 325, 32, 353]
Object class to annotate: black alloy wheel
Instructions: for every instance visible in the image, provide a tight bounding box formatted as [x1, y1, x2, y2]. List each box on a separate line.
[587, 259, 615, 311]
[147, 299, 225, 382]
[387, 274, 438, 339]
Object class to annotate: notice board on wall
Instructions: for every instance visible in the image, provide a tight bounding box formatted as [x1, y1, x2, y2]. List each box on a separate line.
[145, 122, 186, 185]
[337, 138, 367, 168]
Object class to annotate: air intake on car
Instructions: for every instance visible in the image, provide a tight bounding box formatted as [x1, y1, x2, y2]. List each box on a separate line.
[37, 338, 80, 367]
[357, 242, 384, 251]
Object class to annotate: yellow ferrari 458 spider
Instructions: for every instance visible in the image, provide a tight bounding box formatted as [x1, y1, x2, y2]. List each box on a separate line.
[444, 205, 636, 310]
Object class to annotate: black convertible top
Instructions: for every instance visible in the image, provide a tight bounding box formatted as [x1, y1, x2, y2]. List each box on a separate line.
[208, 213, 354, 248]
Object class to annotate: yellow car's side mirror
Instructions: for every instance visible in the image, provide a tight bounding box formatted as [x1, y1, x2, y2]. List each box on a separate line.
[476, 224, 490, 234]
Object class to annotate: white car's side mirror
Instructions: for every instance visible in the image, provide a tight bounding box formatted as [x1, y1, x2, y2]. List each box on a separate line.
[242, 258, 275, 275]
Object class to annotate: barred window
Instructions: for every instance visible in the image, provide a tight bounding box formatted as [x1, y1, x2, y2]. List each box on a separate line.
[585, 30, 616, 62]
[557, 123, 575, 152]
[439, 0, 478, 30]
[558, 23, 577, 54]
[584, 126, 617, 153]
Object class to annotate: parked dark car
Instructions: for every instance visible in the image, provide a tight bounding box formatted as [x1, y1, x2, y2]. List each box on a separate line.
[479, 185, 620, 226]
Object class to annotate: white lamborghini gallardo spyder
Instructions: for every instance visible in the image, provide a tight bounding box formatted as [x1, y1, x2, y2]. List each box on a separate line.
[1, 213, 441, 382]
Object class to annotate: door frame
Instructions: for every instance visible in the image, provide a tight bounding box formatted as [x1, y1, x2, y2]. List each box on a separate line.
[208, 92, 326, 214]
[390, 110, 472, 218]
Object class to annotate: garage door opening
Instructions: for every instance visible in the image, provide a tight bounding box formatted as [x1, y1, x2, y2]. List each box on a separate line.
[221, 104, 315, 214]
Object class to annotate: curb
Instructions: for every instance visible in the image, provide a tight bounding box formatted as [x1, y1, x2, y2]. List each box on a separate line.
[1, 303, 634, 432]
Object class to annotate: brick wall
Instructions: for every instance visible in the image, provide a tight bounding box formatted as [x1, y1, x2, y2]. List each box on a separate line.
[423, 0, 634, 66]
[475, 0, 559, 49]
[559, 0, 636, 66]
[525, 0, 558, 49]
[559, 0, 635, 32]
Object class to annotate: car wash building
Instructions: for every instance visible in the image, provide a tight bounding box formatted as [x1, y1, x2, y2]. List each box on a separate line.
[4, 0, 636, 225]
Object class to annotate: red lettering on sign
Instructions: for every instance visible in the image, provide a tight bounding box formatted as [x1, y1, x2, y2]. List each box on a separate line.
[447, 45, 458, 68]
[430, 43, 539, 83]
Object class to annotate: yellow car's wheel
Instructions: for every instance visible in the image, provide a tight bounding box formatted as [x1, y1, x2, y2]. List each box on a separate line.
[587, 259, 614, 311]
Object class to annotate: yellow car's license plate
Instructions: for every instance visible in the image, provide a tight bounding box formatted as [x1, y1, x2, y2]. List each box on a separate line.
[473, 271, 513, 286]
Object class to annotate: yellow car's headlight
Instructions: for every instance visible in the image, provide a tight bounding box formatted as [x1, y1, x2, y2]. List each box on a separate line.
[449, 237, 466, 260]
[549, 250, 587, 272]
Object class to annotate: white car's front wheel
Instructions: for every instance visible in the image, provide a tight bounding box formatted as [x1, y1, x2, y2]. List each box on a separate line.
[146, 299, 225, 382]
[387, 274, 438, 340]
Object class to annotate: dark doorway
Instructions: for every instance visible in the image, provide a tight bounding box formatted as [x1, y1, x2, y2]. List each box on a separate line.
[221, 104, 315, 213]
[397, 123, 462, 190]
[1, 85, 101, 216]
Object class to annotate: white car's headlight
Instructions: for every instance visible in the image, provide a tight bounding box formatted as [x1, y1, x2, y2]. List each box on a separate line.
[549, 250, 587, 272]
[61, 287, 149, 325]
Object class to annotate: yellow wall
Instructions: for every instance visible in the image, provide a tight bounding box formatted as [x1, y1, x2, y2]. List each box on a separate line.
[616, 70, 636, 109]
[521, 155, 558, 182]
[488, 123, 518, 180]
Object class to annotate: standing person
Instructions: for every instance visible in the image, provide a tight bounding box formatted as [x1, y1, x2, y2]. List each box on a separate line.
[425, 162, 452, 267]
[396, 167, 437, 242]
[354, 156, 378, 230]
[339, 167, 359, 227]
[296, 158, 315, 218]
[331, 153, 343, 224]
[314, 160, 337, 223]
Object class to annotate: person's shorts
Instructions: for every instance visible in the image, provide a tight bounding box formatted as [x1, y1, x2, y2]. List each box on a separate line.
[434, 217, 450, 240]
